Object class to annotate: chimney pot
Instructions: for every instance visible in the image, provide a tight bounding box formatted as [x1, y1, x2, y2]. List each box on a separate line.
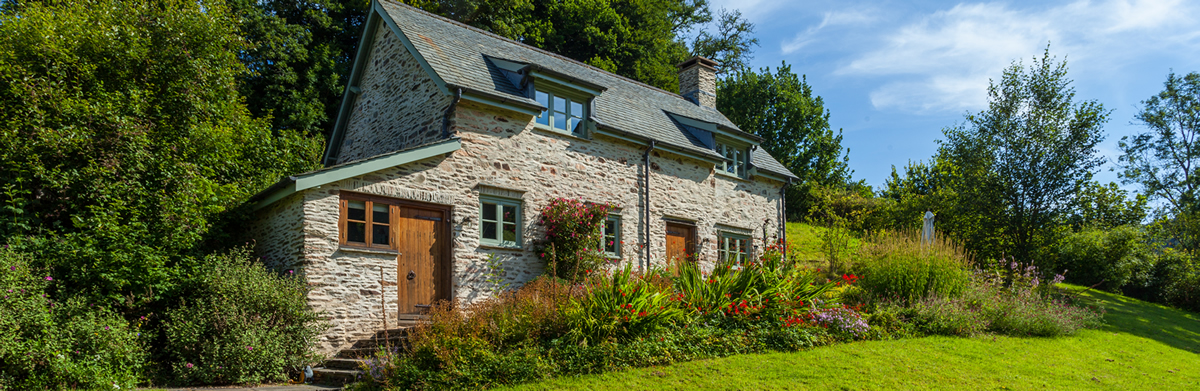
[677, 56, 719, 109]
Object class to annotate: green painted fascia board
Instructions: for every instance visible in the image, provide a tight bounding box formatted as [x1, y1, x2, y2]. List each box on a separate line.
[593, 127, 723, 164]
[529, 70, 605, 96]
[457, 88, 543, 116]
[324, 8, 381, 165]
[669, 113, 760, 146]
[254, 139, 462, 210]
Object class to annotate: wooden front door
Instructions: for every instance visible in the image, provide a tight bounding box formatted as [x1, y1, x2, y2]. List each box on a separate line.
[665, 222, 695, 267]
[395, 205, 449, 315]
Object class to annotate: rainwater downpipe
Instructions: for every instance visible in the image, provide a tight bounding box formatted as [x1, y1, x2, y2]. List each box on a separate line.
[781, 178, 792, 254]
[643, 139, 656, 270]
[441, 88, 462, 138]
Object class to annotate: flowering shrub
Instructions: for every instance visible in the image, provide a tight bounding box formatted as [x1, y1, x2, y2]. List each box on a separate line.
[537, 198, 617, 281]
[0, 247, 145, 390]
[563, 264, 684, 343]
[158, 248, 324, 385]
[809, 306, 870, 338]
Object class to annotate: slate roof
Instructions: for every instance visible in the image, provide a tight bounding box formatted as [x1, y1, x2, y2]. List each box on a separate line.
[376, 0, 797, 180]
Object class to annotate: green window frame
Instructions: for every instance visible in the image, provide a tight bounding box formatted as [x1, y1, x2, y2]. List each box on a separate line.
[599, 214, 621, 257]
[535, 88, 587, 136]
[480, 195, 522, 248]
[716, 143, 748, 178]
[718, 232, 751, 265]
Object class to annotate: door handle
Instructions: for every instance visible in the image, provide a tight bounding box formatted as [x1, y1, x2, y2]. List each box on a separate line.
[406, 270, 416, 281]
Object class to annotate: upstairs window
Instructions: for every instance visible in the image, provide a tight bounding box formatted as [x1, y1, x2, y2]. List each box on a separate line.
[535, 89, 586, 136]
[599, 215, 621, 257]
[480, 195, 522, 248]
[717, 143, 748, 178]
[718, 232, 750, 265]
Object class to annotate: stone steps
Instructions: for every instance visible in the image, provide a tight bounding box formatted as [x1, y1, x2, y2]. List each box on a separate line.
[311, 367, 362, 386]
[316, 325, 426, 385]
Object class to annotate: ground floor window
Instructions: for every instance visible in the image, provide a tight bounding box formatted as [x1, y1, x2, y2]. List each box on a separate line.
[480, 195, 522, 248]
[718, 232, 750, 265]
[339, 194, 397, 250]
[600, 214, 621, 257]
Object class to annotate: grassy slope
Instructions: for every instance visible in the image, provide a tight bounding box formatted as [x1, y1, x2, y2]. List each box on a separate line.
[785, 222, 864, 268]
[506, 288, 1200, 390]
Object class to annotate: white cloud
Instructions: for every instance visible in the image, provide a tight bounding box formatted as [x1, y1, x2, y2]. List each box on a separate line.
[782, 9, 879, 54]
[834, 0, 1200, 113]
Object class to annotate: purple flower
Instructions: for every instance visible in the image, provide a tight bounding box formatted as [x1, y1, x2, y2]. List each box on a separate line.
[246, 346, 253, 351]
[44, 276, 53, 281]
[104, 326, 109, 330]
[287, 269, 294, 274]
[186, 363, 194, 369]
[8, 266, 14, 271]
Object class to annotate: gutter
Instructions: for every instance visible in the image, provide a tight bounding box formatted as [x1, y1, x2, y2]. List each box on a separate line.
[445, 82, 546, 114]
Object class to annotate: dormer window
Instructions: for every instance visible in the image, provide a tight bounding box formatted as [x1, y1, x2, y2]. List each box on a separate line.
[535, 89, 586, 136]
[716, 142, 748, 178]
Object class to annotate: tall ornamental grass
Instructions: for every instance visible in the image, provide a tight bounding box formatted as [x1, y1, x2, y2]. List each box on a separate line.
[854, 230, 972, 302]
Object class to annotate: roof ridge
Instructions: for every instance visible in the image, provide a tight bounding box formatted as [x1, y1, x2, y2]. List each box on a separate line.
[379, 0, 702, 107]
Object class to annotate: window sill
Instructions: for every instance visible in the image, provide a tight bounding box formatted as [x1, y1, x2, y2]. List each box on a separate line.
[479, 243, 525, 252]
[714, 169, 749, 182]
[532, 124, 591, 142]
[337, 246, 399, 256]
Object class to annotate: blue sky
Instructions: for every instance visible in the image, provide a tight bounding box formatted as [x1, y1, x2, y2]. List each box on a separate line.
[707, 0, 1200, 191]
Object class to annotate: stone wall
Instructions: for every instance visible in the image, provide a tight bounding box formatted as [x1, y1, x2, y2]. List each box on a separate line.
[286, 99, 784, 354]
[247, 193, 306, 272]
[336, 25, 452, 164]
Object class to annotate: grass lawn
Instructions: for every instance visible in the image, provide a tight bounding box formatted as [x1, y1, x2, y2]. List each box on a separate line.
[785, 222, 863, 269]
[504, 286, 1200, 390]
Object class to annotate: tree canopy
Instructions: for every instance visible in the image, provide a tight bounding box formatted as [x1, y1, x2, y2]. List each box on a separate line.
[939, 47, 1109, 261]
[1119, 71, 1200, 249]
[0, 0, 323, 305]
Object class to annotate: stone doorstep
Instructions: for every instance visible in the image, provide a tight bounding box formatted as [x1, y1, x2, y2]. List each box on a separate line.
[311, 367, 362, 386]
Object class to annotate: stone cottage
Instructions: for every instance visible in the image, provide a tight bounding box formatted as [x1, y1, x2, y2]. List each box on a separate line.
[247, 0, 798, 354]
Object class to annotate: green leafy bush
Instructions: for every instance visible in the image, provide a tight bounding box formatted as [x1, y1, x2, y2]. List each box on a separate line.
[1058, 225, 1146, 292]
[854, 230, 972, 302]
[0, 0, 322, 306]
[0, 248, 145, 390]
[1149, 249, 1200, 312]
[156, 248, 323, 385]
[564, 264, 685, 344]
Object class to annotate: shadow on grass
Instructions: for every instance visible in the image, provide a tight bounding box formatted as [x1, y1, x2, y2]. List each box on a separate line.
[1071, 285, 1200, 355]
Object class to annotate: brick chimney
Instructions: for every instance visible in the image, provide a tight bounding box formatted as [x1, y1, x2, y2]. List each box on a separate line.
[677, 56, 719, 109]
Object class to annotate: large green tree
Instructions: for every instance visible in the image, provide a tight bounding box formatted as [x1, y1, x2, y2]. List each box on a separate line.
[940, 48, 1109, 262]
[229, 0, 369, 139]
[1119, 72, 1200, 249]
[717, 62, 850, 219]
[0, 0, 323, 306]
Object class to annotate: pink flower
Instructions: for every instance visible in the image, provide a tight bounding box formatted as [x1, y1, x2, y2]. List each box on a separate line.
[44, 276, 53, 281]
[186, 363, 194, 369]
[246, 346, 253, 351]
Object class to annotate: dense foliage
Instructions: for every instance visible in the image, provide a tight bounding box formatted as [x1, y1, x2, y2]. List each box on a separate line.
[0, 248, 145, 390]
[0, 0, 323, 307]
[156, 248, 324, 385]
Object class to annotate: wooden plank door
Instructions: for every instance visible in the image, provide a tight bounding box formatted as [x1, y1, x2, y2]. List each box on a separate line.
[665, 222, 695, 268]
[395, 206, 447, 315]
